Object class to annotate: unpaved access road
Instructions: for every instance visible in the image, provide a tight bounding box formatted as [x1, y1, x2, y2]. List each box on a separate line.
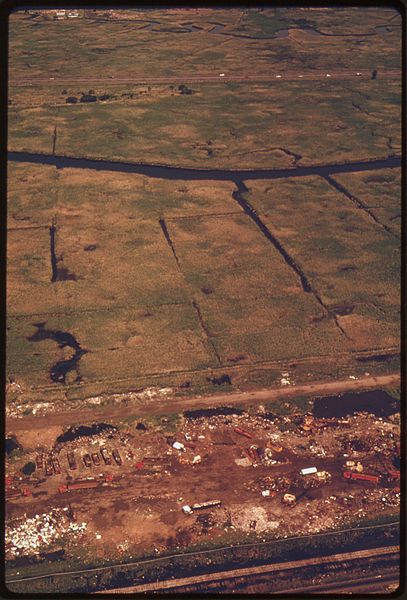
[8, 69, 400, 86]
[8, 372, 400, 432]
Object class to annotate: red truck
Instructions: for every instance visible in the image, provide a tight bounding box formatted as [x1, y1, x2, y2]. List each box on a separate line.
[343, 471, 379, 484]
[59, 480, 100, 494]
[234, 427, 253, 439]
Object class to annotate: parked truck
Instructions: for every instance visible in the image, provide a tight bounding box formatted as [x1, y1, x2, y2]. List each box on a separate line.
[343, 470, 379, 484]
[234, 427, 252, 439]
[67, 452, 77, 470]
[100, 447, 112, 465]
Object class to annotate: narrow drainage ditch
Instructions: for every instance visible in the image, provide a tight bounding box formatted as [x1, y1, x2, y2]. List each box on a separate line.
[49, 218, 77, 282]
[159, 217, 221, 365]
[324, 175, 398, 239]
[7, 152, 401, 182]
[27, 322, 87, 384]
[52, 126, 57, 156]
[312, 389, 399, 418]
[232, 179, 349, 338]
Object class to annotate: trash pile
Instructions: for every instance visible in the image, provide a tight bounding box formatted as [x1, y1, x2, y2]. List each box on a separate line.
[5, 508, 87, 558]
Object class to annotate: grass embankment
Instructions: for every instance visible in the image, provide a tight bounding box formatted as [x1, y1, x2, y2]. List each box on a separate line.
[6, 517, 399, 594]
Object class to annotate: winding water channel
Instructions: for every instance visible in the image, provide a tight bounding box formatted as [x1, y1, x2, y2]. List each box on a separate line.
[7, 152, 401, 181]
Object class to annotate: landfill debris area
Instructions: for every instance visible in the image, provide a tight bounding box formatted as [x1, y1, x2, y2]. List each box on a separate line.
[6, 406, 400, 563]
[5, 507, 86, 559]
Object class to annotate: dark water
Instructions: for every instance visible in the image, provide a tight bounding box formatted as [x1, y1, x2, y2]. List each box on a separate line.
[313, 390, 399, 418]
[356, 353, 397, 363]
[6, 437, 21, 455]
[27, 322, 87, 384]
[184, 406, 243, 419]
[7, 152, 401, 182]
[232, 180, 312, 293]
[56, 423, 116, 444]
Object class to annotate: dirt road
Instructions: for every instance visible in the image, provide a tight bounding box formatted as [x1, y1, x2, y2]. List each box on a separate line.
[8, 69, 400, 86]
[8, 372, 400, 432]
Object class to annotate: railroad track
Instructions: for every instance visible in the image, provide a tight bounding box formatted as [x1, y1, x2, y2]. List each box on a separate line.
[96, 545, 399, 593]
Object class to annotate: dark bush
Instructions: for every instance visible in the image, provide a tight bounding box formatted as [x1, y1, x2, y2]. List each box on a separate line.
[80, 94, 97, 103]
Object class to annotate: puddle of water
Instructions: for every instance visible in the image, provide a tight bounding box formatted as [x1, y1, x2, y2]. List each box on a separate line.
[356, 354, 396, 363]
[312, 390, 399, 418]
[208, 374, 232, 386]
[56, 423, 117, 444]
[184, 406, 243, 419]
[27, 323, 87, 384]
[6, 437, 21, 455]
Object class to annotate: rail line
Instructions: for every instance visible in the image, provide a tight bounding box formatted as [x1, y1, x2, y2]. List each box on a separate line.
[97, 545, 399, 593]
[6, 525, 399, 586]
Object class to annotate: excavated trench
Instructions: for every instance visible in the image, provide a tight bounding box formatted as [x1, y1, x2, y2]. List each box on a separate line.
[49, 219, 77, 282]
[27, 322, 87, 384]
[52, 126, 57, 156]
[231, 179, 349, 338]
[324, 175, 399, 239]
[159, 218, 221, 365]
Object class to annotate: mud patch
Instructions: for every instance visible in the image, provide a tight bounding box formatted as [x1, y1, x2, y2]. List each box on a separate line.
[184, 406, 243, 419]
[6, 437, 22, 455]
[313, 390, 399, 418]
[56, 423, 117, 444]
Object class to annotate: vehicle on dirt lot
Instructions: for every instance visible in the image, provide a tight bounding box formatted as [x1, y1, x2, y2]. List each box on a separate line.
[52, 458, 61, 474]
[100, 447, 112, 465]
[91, 452, 101, 466]
[112, 449, 122, 465]
[67, 452, 77, 470]
[83, 454, 92, 468]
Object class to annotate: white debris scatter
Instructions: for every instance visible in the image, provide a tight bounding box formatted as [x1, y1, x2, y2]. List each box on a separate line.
[5, 509, 87, 558]
[232, 506, 279, 533]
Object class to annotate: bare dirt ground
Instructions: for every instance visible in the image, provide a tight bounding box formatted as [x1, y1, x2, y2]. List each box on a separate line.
[6, 396, 400, 568]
